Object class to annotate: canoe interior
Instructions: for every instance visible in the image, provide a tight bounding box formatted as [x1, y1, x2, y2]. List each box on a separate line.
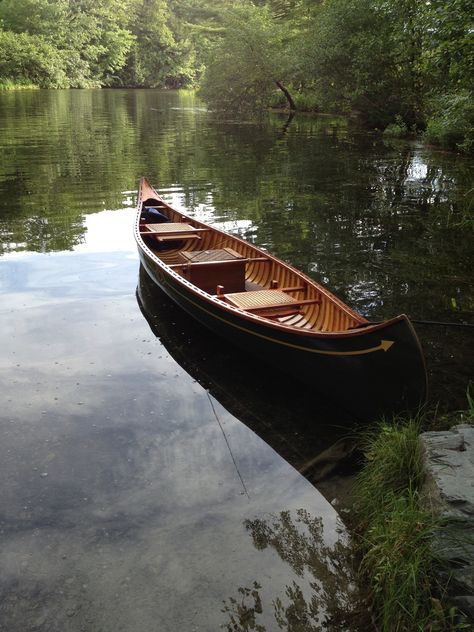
[138, 192, 368, 333]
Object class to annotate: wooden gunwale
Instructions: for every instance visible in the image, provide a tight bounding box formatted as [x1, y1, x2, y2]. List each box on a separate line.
[139, 258, 416, 357]
[134, 177, 412, 340]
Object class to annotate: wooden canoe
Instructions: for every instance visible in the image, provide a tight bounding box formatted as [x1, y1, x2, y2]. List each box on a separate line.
[134, 177, 428, 420]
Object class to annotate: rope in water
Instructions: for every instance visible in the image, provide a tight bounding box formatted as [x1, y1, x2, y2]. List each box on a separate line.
[409, 318, 474, 329]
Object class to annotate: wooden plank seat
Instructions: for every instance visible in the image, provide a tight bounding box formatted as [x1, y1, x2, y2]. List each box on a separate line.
[170, 248, 244, 267]
[223, 289, 321, 318]
[140, 222, 207, 242]
[181, 247, 245, 264]
[161, 248, 271, 294]
[168, 249, 269, 269]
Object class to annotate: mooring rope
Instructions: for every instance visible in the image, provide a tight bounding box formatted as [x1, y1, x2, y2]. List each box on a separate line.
[206, 391, 250, 500]
[409, 319, 474, 329]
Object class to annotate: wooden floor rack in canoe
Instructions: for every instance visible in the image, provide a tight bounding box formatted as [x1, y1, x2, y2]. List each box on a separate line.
[135, 177, 428, 420]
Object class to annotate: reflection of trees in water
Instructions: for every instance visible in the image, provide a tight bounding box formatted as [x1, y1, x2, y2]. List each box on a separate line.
[0, 213, 87, 256]
[222, 582, 265, 632]
[3, 90, 472, 312]
[221, 509, 361, 631]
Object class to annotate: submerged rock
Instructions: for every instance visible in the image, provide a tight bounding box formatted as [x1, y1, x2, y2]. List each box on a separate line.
[299, 437, 358, 483]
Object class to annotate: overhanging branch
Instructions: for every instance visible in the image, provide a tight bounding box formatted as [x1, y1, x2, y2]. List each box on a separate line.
[275, 80, 296, 111]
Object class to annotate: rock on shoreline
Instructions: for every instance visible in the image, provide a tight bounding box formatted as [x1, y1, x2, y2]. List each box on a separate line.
[420, 424, 474, 620]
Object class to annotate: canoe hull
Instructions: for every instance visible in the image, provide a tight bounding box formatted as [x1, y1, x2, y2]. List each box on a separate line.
[138, 250, 427, 420]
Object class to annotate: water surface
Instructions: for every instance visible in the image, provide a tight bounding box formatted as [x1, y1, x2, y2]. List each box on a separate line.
[0, 89, 473, 630]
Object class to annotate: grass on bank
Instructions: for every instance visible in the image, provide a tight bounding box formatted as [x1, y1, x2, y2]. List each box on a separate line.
[0, 78, 39, 90]
[351, 414, 472, 632]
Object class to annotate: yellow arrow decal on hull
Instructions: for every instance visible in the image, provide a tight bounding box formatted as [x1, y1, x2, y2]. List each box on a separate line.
[307, 339, 394, 356]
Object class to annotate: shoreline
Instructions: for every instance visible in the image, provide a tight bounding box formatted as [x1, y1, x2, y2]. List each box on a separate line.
[321, 409, 474, 630]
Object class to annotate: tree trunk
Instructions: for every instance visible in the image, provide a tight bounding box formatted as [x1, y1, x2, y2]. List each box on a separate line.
[275, 80, 296, 111]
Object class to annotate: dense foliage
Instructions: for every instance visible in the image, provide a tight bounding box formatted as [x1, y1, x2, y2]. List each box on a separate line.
[0, 0, 472, 151]
[199, 0, 473, 151]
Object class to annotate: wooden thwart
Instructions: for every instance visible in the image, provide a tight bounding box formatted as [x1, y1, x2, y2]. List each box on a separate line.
[168, 248, 269, 269]
[181, 247, 244, 263]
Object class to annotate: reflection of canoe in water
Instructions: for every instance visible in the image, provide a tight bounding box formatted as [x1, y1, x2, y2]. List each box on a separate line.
[136, 268, 355, 473]
[134, 177, 427, 420]
[137, 269, 362, 490]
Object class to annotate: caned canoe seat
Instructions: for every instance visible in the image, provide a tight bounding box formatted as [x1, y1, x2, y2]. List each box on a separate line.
[223, 289, 321, 318]
[140, 222, 207, 242]
[180, 247, 245, 265]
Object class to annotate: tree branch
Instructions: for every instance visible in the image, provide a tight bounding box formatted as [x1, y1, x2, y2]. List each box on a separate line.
[275, 80, 296, 111]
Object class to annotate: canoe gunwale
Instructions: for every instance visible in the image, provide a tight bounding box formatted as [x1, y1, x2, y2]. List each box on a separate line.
[134, 178, 410, 340]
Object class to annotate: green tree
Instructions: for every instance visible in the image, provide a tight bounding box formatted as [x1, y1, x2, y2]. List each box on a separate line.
[421, 0, 473, 151]
[0, 0, 472, 152]
[0, 0, 70, 87]
[200, 1, 297, 115]
[0, 0, 135, 87]
[65, 0, 135, 86]
[119, 0, 185, 87]
[167, 0, 236, 86]
[0, 0, 69, 38]
[302, 0, 424, 126]
[0, 30, 68, 88]
[422, 0, 474, 90]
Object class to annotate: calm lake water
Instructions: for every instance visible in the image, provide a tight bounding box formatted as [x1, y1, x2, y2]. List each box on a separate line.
[0, 89, 473, 631]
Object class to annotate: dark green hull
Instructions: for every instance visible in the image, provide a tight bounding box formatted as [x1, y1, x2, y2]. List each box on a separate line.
[138, 250, 428, 421]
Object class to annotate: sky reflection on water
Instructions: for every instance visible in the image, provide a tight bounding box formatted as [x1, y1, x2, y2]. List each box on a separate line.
[0, 218, 358, 631]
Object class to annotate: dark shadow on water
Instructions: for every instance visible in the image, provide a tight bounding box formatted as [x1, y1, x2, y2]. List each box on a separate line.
[415, 324, 474, 413]
[136, 267, 362, 493]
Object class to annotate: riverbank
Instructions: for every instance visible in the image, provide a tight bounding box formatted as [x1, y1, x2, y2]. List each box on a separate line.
[346, 409, 474, 631]
[0, 80, 38, 91]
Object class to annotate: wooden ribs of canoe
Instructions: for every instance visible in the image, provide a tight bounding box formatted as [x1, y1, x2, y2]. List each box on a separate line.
[134, 177, 428, 420]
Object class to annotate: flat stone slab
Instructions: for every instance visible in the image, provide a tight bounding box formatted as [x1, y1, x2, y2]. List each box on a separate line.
[421, 424, 474, 620]
[422, 424, 474, 512]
